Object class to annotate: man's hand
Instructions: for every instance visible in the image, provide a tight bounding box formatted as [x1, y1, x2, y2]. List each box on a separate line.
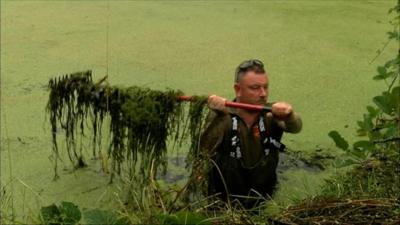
[270, 102, 294, 121]
[207, 95, 227, 112]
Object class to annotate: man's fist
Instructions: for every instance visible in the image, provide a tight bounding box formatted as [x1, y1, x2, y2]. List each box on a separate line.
[271, 102, 293, 120]
[207, 95, 227, 112]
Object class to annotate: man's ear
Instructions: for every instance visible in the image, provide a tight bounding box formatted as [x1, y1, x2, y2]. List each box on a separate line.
[234, 83, 241, 97]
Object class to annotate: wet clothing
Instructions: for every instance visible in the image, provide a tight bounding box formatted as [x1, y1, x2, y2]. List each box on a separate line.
[200, 103, 302, 208]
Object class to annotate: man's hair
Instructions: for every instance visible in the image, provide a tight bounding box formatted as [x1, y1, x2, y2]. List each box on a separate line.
[234, 59, 266, 83]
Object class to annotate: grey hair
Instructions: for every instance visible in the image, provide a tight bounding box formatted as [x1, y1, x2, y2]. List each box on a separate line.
[234, 59, 266, 83]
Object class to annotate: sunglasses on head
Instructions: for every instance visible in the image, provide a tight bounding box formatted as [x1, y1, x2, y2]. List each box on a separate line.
[238, 59, 264, 70]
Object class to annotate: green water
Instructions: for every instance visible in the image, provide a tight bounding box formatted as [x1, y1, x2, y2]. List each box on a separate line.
[1, 0, 397, 221]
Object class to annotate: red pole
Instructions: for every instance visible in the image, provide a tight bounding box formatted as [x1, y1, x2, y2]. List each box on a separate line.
[177, 96, 271, 112]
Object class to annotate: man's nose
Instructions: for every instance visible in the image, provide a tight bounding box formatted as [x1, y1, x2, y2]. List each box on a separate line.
[260, 88, 267, 97]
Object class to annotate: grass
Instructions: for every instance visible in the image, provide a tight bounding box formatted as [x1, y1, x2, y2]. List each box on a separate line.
[1, 0, 398, 223]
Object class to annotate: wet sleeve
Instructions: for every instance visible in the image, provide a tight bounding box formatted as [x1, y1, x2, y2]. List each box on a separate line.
[267, 112, 303, 134]
[274, 112, 302, 133]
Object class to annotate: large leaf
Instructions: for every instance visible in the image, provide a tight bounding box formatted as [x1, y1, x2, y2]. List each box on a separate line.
[328, 131, 349, 151]
[373, 92, 393, 115]
[387, 31, 400, 40]
[353, 140, 374, 151]
[59, 201, 81, 225]
[390, 86, 400, 116]
[40, 204, 61, 225]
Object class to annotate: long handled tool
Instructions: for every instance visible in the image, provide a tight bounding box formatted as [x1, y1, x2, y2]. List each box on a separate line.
[178, 95, 272, 112]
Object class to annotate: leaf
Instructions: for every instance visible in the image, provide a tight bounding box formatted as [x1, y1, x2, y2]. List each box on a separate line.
[373, 93, 393, 115]
[383, 122, 399, 138]
[353, 140, 374, 151]
[40, 204, 61, 225]
[377, 66, 387, 75]
[373, 66, 395, 80]
[328, 131, 349, 151]
[349, 149, 368, 159]
[387, 31, 400, 40]
[374, 72, 395, 80]
[59, 201, 81, 225]
[385, 56, 400, 69]
[373, 74, 386, 80]
[390, 86, 400, 116]
[363, 114, 374, 132]
[366, 105, 379, 118]
[388, 4, 400, 13]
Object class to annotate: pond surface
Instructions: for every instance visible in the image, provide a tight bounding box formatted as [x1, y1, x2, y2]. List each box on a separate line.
[1, 0, 397, 222]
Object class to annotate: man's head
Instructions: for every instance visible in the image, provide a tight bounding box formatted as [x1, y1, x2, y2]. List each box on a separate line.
[234, 59, 268, 105]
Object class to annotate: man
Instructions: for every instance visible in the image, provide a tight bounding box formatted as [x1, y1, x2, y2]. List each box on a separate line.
[200, 59, 302, 209]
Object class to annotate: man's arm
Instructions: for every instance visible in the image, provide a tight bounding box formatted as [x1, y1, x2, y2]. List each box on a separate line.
[270, 102, 302, 133]
[274, 112, 302, 133]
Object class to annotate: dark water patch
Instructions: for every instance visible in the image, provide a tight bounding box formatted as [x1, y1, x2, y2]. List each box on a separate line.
[168, 155, 186, 167]
[157, 156, 189, 184]
[158, 151, 334, 184]
[278, 150, 332, 174]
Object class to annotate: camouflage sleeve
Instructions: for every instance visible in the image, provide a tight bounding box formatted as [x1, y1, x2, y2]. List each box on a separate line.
[200, 110, 227, 155]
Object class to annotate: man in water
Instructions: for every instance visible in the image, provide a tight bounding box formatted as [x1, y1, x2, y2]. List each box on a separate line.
[200, 59, 302, 208]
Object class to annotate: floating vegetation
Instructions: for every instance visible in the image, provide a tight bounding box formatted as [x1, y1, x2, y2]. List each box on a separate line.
[46, 71, 208, 185]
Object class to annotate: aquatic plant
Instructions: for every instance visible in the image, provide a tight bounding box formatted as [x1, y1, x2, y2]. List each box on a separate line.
[46, 71, 208, 185]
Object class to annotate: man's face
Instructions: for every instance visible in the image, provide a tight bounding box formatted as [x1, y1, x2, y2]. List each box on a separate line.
[234, 71, 269, 105]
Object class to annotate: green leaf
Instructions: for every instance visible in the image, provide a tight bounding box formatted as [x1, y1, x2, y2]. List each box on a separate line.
[384, 56, 400, 69]
[377, 66, 387, 75]
[373, 93, 393, 115]
[328, 131, 349, 151]
[353, 140, 374, 151]
[366, 106, 379, 118]
[357, 120, 367, 136]
[388, 4, 400, 13]
[59, 201, 81, 225]
[373, 74, 386, 80]
[383, 122, 399, 138]
[40, 204, 61, 225]
[349, 149, 368, 159]
[373, 66, 396, 80]
[390, 86, 400, 116]
[388, 31, 400, 40]
[363, 114, 374, 132]
[369, 129, 383, 141]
